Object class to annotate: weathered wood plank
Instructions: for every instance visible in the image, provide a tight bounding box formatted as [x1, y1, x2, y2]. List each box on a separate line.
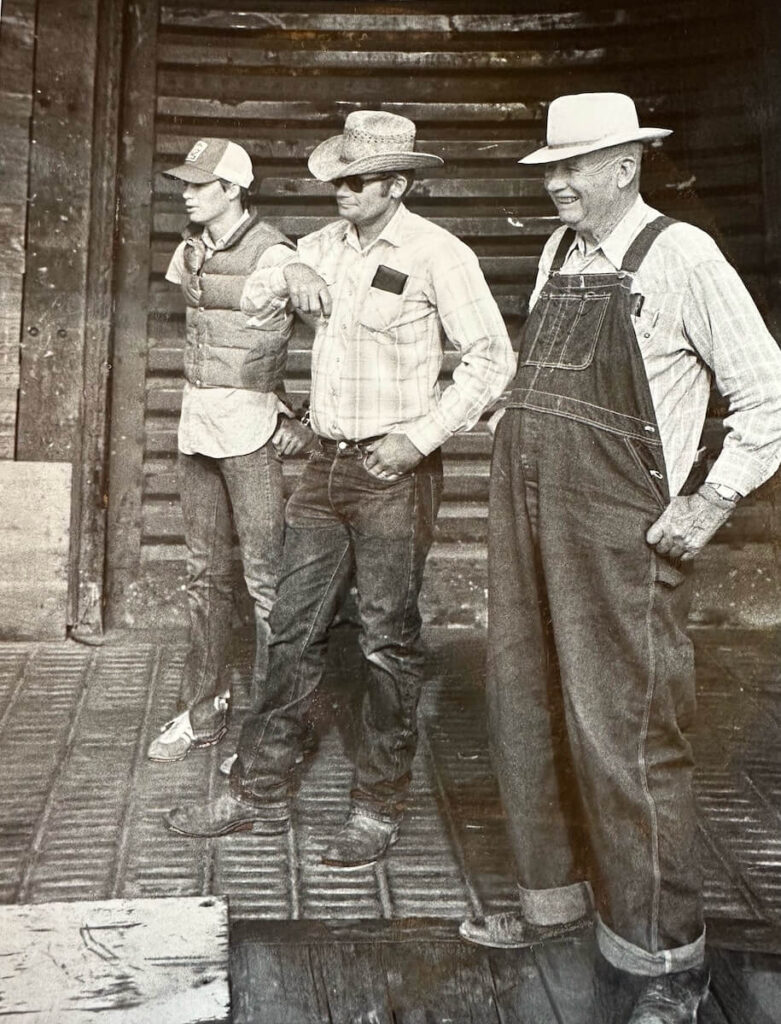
[154, 164, 762, 201]
[0, 0, 36, 98]
[709, 947, 781, 1024]
[487, 947, 565, 1023]
[157, 43, 748, 74]
[73, 0, 126, 636]
[160, 2, 739, 35]
[156, 62, 754, 108]
[313, 942, 394, 1023]
[17, 0, 99, 462]
[231, 940, 329, 1024]
[0, 896, 230, 1022]
[0, 277, 23, 352]
[0, 202, 26, 277]
[105, 0, 160, 627]
[754, 0, 781, 333]
[0, 461, 71, 639]
[533, 934, 599, 1023]
[378, 938, 502, 1023]
[156, 98, 545, 123]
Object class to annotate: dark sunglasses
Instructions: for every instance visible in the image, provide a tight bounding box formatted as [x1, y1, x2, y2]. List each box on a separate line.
[331, 174, 392, 193]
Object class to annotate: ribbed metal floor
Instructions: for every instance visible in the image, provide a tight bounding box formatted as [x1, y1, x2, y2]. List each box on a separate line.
[0, 627, 779, 937]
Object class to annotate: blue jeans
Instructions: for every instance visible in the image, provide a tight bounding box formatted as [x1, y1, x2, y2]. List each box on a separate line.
[231, 441, 443, 819]
[179, 445, 284, 730]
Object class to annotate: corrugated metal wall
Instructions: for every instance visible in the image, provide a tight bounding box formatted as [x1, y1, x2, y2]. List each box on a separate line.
[128, 0, 771, 603]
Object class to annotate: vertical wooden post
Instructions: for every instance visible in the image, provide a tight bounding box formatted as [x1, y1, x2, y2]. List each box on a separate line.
[104, 0, 160, 627]
[75, 0, 126, 635]
[15, 0, 125, 634]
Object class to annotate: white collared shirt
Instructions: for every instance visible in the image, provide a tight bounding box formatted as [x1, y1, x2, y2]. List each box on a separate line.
[529, 196, 781, 496]
[166, 212, 296, 458]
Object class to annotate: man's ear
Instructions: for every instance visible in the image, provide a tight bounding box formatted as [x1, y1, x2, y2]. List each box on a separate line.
[390, 174, 408, 200]
[616, 156, 639, 191]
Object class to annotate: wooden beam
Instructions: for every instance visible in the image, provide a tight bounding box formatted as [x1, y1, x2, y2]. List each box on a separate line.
[72, 0, 126, 637]
[104, 0, 160, 627]
[16, 0, 124, 632]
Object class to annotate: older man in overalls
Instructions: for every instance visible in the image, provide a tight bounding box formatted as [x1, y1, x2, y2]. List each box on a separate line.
[460, 94, 781, 1022]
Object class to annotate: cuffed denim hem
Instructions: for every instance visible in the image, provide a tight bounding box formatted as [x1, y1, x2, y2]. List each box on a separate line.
[597, 916, 706, 976]
[349, 797, 404, 826]
[518, 881, 593, 926]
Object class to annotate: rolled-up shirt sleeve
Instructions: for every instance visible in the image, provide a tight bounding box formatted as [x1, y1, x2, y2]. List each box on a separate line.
[684, 258, 781, 496]
[403, 242, 516, 455]
[241, 247, 299, 314]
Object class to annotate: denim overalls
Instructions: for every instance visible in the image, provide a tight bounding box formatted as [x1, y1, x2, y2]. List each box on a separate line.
[487, 216, 705, 974]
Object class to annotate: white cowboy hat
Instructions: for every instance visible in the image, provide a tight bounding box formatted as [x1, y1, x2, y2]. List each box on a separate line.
[520, 93, 671, 165]
[308, 110, 443, 181]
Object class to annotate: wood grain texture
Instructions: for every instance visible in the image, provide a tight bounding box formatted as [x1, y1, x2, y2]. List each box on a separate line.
[0, 461, 71, 639]
[0, 896, 230, 1022]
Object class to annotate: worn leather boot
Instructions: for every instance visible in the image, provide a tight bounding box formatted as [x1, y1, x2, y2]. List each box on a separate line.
[321, 809, 400, 868]
[163, 792, 289, 837]
[459, 909, 591, 949]
[627, 967, 710, 1023]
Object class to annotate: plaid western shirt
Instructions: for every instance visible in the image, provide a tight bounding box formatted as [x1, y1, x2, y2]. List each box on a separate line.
[530, 196, 781, 496]
[241, 203, 515, 454]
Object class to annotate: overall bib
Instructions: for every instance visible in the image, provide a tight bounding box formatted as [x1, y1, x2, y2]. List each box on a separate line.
[488, 217, 705, 974]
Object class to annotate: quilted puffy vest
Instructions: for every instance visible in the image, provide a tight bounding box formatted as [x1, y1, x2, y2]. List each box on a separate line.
[183, 213, 294, 392]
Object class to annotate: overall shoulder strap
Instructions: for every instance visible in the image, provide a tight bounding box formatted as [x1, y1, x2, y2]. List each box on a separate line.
[550, 228, 577, 273]
[620, 215, 676, 274]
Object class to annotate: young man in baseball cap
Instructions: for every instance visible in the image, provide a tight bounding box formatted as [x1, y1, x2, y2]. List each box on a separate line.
[147, 138, 312, 765]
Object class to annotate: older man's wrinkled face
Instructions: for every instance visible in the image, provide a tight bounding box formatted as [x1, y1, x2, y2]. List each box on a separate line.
[543, 150, 629, 244]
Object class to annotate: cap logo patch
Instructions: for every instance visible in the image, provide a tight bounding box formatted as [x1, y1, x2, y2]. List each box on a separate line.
[186, 140, 208, 163]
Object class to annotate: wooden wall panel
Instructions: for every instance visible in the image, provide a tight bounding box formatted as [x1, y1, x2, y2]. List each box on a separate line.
[106, 0, 776, 619]
[0, 0, 37, 457]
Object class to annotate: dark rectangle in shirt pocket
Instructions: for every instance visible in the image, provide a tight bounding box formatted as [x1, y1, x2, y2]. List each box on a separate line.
[371, 265, 408, 295]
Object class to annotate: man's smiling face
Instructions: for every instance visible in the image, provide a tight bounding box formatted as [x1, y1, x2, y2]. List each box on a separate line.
[543, 149, 627, 244]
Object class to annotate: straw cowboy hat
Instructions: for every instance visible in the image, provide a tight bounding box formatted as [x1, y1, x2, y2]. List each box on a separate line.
[521, 93, 672, 165]
[308, 110, 444, 181]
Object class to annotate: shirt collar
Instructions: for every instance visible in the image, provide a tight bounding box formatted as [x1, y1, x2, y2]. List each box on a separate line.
[571, 196, 651, 269]
[203, 209, 251, 251]
[342, 202, 409, 252]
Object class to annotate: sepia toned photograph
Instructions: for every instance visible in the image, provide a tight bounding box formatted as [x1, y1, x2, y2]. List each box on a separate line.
[0, 1, 779, 1020]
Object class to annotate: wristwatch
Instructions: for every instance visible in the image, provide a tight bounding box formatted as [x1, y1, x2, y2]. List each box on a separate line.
[699, 482, 740, 505]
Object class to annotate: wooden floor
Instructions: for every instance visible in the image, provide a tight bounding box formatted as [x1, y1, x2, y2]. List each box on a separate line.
[230, 919, 781, 1024]
[1, 625, 781, 1021]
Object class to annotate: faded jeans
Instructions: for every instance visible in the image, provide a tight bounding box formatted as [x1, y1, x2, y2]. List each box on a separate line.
[179, 445, 284, 730]
[232, 442, 443, 819]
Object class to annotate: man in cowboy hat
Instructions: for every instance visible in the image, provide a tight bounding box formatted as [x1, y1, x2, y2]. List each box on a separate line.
[148, 138, 313, 766]
[459, 93, 781, 1020]
[163, 111, 515, 867]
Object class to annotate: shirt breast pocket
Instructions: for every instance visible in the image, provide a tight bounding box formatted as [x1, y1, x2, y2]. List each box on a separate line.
[360, 286, 407, 336]
[359, 278, 430, 344]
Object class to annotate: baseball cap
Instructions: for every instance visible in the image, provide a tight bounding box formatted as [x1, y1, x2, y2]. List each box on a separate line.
[164, 138, 254, 188]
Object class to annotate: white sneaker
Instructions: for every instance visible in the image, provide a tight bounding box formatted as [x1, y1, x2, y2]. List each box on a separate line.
[148, 695, 229, 764]
[147, 710, 196, 763]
